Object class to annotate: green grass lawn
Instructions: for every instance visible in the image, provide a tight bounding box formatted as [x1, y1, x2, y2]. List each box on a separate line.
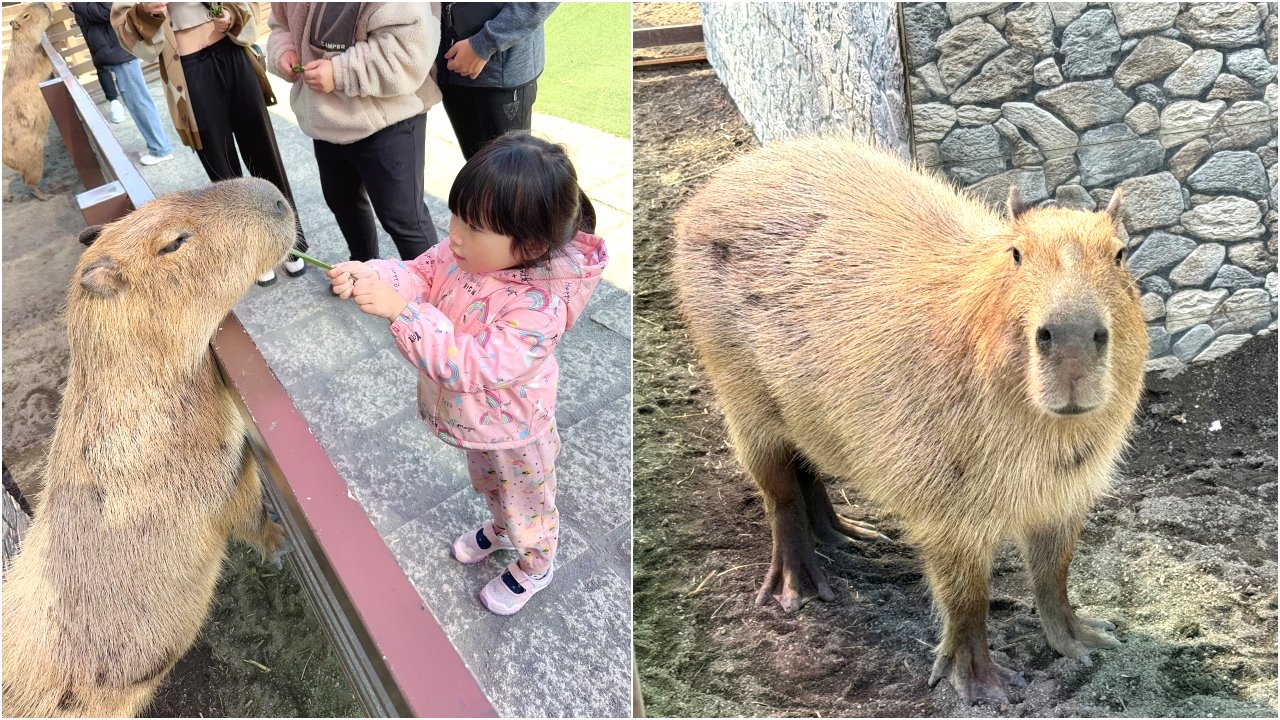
[539, 2, 632, 138]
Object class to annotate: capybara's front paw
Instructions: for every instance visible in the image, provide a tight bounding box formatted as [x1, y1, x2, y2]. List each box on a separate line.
[755, 553, 836, 611]
[259, 509, 287, 570]
[929, 650, 1025, 706]
[1046, 615, 1121, 665]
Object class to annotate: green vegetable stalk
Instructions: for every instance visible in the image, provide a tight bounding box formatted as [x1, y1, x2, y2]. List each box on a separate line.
[289, 248, 333, 271]
[206, 2, 224, 18]
[292, 64, 305, 74]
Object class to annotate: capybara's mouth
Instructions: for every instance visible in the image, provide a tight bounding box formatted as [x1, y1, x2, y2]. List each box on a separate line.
[1050, 403, 1095, 416]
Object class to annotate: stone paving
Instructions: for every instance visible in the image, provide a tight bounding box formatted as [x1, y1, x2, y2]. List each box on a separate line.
[29, 70, 633, 717]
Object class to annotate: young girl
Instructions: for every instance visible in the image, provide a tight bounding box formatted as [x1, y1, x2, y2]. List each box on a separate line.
[328, 133, 607, 615]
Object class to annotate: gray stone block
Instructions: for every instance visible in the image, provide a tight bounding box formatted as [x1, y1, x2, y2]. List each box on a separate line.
[950, 49, 1036, 105]
[1227, 241, 1277, 274]
[1208, 101, 1275, 150]
[914, 103, 958, 143]
[947, 2, 1005, 24]
[1077, 124, 1164, 186]
[1211, 265, 1266, 289]
[1159, 100, 1227, 148]
[1124, 102, 1161, 136]
[1135, 83, 1168, 108]
[1143, 275, 1174, 296]
[1115, 172, 1183, 233]
[1176, 3, 1265, 48]
[1166, 288, 1229, 333]
[285, 347, 419, 434]
[1188, 151, 1271, 200]
[1055, 184, 1096, 210]
[967, 168, 1049, 210]
[1048, 2, 1087, 29]
[1170, 244, 1227, 287]
[1037, 80, 1134, 131]
[1128, 231, 1197, 279]
[1114, 2, 1180, 36]
[904, 3, 948, 67]
[557, 395, 632, 546]
[1162, 49, 1224, 97]
[1169, 139, 1212, 181]
[586, 281, 632, 340]
[1207, 73, 1263, 101]
[1193, 333, 1255, 363]
[1180, 196, 1265, 241]
[1226, 47, 1277, 86]
[1145, 354, 1187, 376]
[1114, 36, 1192, 90]
[956, 105, 1003, 127]
[1172, 324, 1217, 361]
[1033, 58, 1064, 86]
[1147, 325, 1171, 357]
[1141, 293, 1167, 322]
[1006, 3, 1056, 57]
[1000, 102, 1079, 157]
[1061, 9, 1122, 79]
[1211, 288, 1274, 333]
[940, 125, 1010, 184]
[556, 318, 631, 425]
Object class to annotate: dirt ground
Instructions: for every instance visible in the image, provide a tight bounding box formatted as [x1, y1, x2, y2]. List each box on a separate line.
[2, 126, 360, 718]
[632, 63, 1278, 718]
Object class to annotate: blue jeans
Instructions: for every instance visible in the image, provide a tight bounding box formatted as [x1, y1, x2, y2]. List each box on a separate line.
[104, 58, 173, 157]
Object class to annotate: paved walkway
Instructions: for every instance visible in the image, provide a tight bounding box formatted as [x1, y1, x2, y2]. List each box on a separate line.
[13, 71, 632, 717]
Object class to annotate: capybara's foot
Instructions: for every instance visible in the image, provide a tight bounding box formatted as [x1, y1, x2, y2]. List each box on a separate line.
[255, 508, 287, 569]
[755, 546, 836, 611]
[814, 513, 891, 546]
[1045, 615, 1121, 664]
[29, 185, 50, 201]
[929, 648, 1025, 706]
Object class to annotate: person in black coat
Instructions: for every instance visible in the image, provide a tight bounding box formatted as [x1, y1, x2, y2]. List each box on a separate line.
[67, 2, 174, 164]
[437, 2, 557, 159]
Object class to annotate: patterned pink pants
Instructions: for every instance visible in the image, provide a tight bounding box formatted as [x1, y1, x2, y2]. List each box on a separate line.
[465, 428, 561, 576]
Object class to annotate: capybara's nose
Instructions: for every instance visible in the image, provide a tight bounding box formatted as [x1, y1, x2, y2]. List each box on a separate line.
[274, 199, 288, 216]
[1037, 319, 1108, 357]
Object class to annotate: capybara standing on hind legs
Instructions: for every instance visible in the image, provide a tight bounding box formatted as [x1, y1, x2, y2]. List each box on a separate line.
[672, 138, 1147, 705]
[1, 178, 296, 718]
[3, 2, 55, 200]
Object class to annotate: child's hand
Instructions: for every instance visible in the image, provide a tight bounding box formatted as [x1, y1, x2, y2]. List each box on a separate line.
[328, 261, 371, 299]
[352, 276, 410, 321]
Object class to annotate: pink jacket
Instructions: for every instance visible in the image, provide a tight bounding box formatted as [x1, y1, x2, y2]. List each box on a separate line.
[368, 232, 608, 450]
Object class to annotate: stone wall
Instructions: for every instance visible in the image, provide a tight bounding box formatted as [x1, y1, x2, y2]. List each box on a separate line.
[903, 2, 1278, 373]
[701, 2, 910, 155]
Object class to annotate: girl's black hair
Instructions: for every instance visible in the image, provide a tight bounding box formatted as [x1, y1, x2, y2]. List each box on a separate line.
[448, 132, 596, 269]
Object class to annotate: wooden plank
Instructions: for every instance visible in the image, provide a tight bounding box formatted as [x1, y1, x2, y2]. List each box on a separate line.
[633, 53, 708, 69]
[633, 23, 704, 49]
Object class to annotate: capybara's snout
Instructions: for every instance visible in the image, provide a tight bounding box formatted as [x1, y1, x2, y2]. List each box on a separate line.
[1032, 297, 1114, 416]
[196, 177, 296, 263]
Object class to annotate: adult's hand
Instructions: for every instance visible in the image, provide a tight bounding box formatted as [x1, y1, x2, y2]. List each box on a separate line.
[444, 38, 487, 80]
[302, 59, 335, 94]
[210, 7, 232, 33]
[279, 49, 299, 82]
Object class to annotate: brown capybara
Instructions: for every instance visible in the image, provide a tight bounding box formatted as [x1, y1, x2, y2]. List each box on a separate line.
[3, 2, 55, 200]
[1, 178, 296, 717]
[672, 137, 1147, 706]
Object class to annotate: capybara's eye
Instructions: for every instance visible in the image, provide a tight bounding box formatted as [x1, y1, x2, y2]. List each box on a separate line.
[1010, 247, 1022, 267]
[160, 233, 190, 255]
[1114, 248, 1126, 267]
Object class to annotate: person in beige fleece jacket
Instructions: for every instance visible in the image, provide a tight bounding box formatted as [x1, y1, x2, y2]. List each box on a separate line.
[267, 3, 443, 262]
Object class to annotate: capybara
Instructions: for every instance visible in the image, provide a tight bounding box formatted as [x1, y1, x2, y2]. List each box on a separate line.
[1, 178, 296, 717]
[672, 137, 1147, 706]
[3, 2, 55, 200]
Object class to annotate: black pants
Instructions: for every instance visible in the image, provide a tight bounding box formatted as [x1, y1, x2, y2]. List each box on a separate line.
[314, 112, 438, 262]
[95, 62, 118, 101]
[181, 38, 306, 251]
[440, 80, 538, 160]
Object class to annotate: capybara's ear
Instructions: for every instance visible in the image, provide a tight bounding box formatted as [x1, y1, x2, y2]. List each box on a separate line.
[79, 257, 126, 297]
[78, 225, 104, 247]
[1104, 188, 1124, 225]
[1007, 185, 1030, 219]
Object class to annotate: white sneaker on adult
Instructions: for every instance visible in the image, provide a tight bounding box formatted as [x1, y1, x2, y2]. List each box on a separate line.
[256, 270, 277, 287]
[283, 256, 307, 278]
[108, 99, 125, 124]
[139, 152, 173, 166]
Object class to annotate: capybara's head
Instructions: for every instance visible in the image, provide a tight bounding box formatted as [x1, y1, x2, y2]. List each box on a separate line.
[71, 178, 294, 351]
[997, 190, 1145, 417]
[9, 3, 52, 42]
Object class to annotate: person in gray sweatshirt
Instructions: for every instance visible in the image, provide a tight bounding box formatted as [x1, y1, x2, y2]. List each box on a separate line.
[437, 2, 558, 159]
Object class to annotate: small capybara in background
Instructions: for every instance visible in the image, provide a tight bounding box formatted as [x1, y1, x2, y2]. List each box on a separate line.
[672, 137, 1147, 706]
[3, 2, 55, 200]
[1, 178, 296, 717]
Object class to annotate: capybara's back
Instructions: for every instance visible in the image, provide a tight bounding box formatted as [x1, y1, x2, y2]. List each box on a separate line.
[672, 137, 1146, 705]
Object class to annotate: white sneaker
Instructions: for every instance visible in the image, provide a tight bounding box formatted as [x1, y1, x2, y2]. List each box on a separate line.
[256, 270, 277, 287]
[451, 521, 514, 564]
[480, 561, 553, 615]
[139, 152, 173, 166]
[108, 99, 125, 124]
[283, 256, 307, 277]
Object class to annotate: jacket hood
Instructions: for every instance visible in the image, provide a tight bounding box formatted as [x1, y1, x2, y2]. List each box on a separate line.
[493, 231, 608, 331]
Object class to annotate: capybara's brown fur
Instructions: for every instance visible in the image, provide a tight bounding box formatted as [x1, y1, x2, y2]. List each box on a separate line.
[3, 2, 55, 200]
[1, 178, 297, 717]
[672, 138, 1147, 706]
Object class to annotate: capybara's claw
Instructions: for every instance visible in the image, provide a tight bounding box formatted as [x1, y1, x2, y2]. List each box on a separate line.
[1046, 614, 1122, 661]
[930, 653, 1023, 706]
[834, 516, 892, 543]
[30, 185, 50, 201]
[755, 557, 836, 611]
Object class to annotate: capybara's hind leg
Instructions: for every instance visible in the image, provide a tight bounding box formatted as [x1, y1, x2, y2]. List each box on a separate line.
[1017, 519, 1120, 662]
[225, 447, 284, 566]
[21, 165, 49, 201]
[731, 428, 835, 611]
[923, 539, 1025, 706]
[795, 461, 891, 546]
